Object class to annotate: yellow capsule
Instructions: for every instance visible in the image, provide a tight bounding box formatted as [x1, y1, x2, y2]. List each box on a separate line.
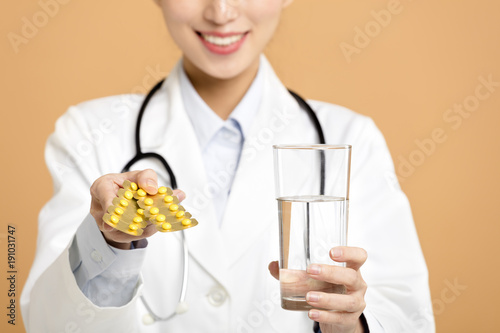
[164, 195, 174, 203]
[110, 215, 119, 224]
[133, 216, 143, 223]
[158, 187, 167, 194]
[156, 214, 166, 222]
[182, 219, 192, 226]
[129, 224, 138, 231]
[124, 191, 133, 200]
[137, 189, 147, 197]
[137, 209, 144, 215]
[130, 182, 138, 191]
[162, 222, 172, 230]
[115, 207, 124, 215]
[169, 204, 179, 212]
[119, 199, 129, 207]
[149, 207, 159, 215]
[144, 198, 154, 206]
[175, 211, 185, 218]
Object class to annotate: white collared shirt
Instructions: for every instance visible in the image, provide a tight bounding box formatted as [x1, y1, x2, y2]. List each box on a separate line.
[179, 59, 263, 225]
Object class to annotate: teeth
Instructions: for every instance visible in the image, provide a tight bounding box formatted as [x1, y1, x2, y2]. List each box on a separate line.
[201, 33, 244, 46]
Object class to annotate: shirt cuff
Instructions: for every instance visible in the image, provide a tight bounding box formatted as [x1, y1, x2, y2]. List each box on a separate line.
[70, 213, 148, 289]
[313, 312, 379, 333]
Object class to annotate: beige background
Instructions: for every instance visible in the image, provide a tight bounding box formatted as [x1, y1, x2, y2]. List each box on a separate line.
[2, 0, 499, 331]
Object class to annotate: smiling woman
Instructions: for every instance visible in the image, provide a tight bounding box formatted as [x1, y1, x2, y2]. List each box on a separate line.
[19, 1, 434, 332]
[158, 0, 289, 79]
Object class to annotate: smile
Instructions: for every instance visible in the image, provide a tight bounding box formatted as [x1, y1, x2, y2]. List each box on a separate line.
[195, 31, 249, 55]
[200, 33, 246, 46]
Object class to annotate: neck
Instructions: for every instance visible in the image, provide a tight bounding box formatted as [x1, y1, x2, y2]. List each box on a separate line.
[182, 57, 260, 120]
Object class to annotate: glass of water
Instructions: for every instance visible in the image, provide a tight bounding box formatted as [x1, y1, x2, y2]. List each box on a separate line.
[273, 144, 351, 311]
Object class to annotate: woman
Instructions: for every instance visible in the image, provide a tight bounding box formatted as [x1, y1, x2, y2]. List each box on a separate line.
[21, 0, 434, 332]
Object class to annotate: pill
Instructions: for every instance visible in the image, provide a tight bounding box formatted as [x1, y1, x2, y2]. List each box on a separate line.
[137, 209, 144, 215]
[156, 214, 166, 222]
[144, 198, 154, 206]
[150, 207, 159, 215]
[182, 219, 192, 226]
[129, 224, 138, 231]
[176, 211, 185, 218]
[137, 189, 147, 197]
[110, 215, 119, 223]
[124, 191, 133, 200]
[169, 204, 179, 212]
[162, 222, 172, 230]
[130, 182, 138, 191]
[120, 199, 129, 207]
[133, 216, 143, 223]
[115, 207, 124, 215]
[158, 187, 167, 194]
[164, 196, 173, 203]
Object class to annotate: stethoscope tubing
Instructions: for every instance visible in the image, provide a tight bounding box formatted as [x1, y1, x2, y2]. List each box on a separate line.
[122, 78, 326, 323]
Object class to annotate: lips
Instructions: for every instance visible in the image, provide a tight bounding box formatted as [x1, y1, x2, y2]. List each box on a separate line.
[195, 30, 249, 55]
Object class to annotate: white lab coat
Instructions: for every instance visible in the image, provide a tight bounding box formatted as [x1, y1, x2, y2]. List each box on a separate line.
[21, 56, 435, 332]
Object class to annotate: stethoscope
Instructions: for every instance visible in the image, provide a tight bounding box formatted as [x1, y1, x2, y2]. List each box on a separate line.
[121, 78, 325, 324]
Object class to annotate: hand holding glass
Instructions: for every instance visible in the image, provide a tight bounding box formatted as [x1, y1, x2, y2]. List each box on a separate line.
[273, 145, 351, 311]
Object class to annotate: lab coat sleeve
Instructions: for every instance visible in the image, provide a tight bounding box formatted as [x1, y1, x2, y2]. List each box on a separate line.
[347, 117, 435, 333]
[21, 106, 144, 332]
[71, 213, 147, 307]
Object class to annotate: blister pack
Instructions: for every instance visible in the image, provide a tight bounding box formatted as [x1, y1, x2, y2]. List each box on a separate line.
[102, 180, 198, 236]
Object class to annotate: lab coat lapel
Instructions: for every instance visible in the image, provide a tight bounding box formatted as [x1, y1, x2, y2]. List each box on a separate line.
[220, 57, 313, 266]
[145, 62, 231, 289]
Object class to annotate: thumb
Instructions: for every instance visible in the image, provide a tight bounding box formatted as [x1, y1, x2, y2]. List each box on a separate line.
[268, 261, 279, 280]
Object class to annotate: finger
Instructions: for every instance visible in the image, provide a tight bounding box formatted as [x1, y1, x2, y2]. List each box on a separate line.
[306, 291, 366, 313]
[330, 246, 367, 271]
[128, 169, 158, 195]
[268, 261, 279, 280]
[90, 175, 123, 220]
[101, 218, 114, 232]
[90, 175, 121, 204]
[308, 309, 360, 327]
[121, 170, 183, 200]
[306, 264, 364, 291]
[172, 189, 186, 202]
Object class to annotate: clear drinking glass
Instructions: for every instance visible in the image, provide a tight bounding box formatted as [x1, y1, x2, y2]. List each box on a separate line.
[273, 144, 351, 311]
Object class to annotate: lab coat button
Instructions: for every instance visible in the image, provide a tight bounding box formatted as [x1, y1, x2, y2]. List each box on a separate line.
[207, 286, 227, 307]
[142, 313, 155, 325]
[90, 250, 102, 263]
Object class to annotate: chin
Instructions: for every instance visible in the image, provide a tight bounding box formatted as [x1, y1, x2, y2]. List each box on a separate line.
[191, 54, 258, 81]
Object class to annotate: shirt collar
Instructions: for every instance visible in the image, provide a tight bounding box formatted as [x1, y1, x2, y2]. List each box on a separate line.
[180, 58, 264, 150]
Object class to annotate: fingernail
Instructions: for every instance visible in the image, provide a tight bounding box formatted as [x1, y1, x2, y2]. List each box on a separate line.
[176, 190, 186, 201]
[332, 247, 343, 259]
[147, 179, 157, 190]
[309, 310, 319, 320]
[307, 264, 321, 275]
[306, 292, 319, 302]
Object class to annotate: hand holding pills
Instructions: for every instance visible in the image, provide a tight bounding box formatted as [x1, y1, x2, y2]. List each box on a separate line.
[90, 169, 197, 249]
